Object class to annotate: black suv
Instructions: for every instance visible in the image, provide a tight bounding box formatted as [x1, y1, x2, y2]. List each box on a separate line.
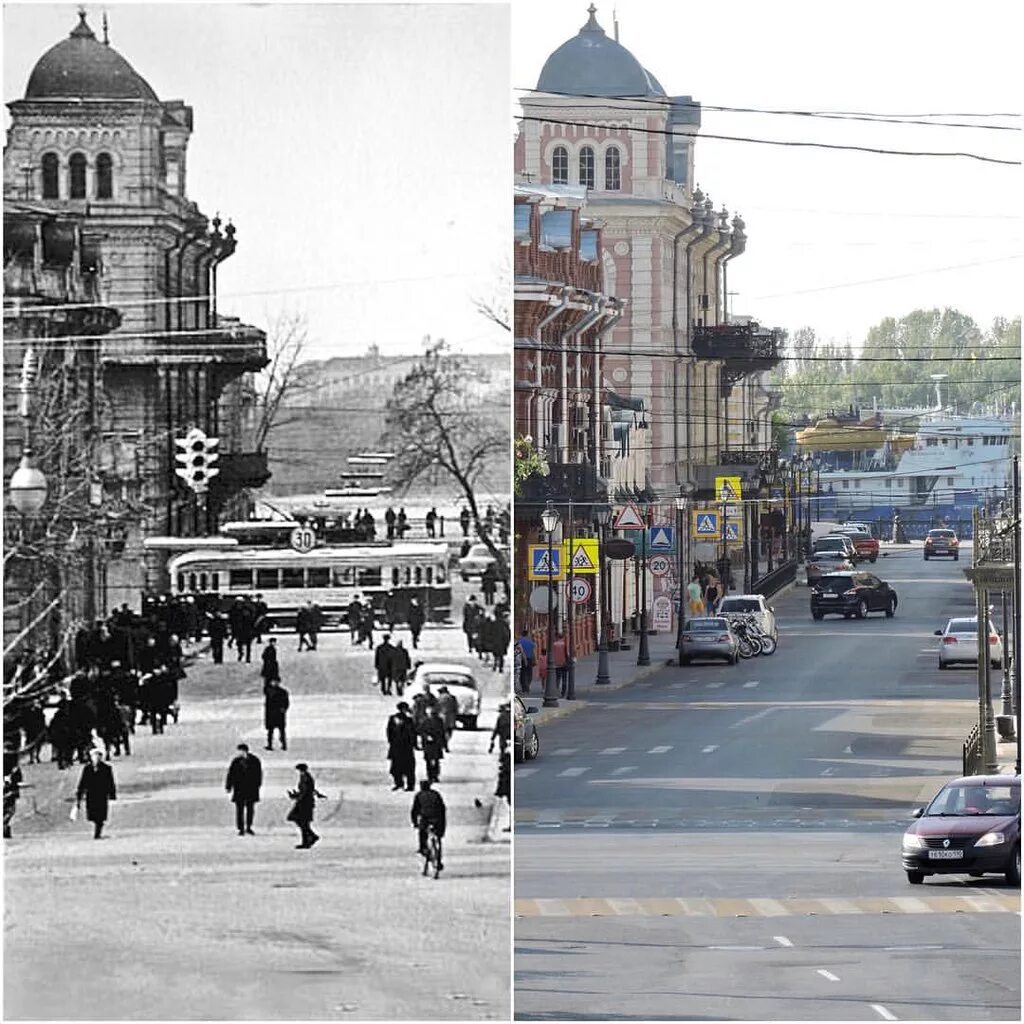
[810, 571, 898, 620]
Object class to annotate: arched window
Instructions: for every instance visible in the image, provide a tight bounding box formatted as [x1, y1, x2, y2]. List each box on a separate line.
[605, 146, 621, 190]
[69, 153, 87, 199]
[41, 153, 59, 199]
[552, 146, 568, 185]
[579, 146, 595, 189]
[96, 152, 113, 199]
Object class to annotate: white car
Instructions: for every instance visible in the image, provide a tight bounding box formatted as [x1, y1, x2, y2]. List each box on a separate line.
[841, 521, 876, 538]
[935, 617, 1003, 670]
[715, 594, 778, 642]
[404, 661, 482, 730]
[458, 543, 505, 581]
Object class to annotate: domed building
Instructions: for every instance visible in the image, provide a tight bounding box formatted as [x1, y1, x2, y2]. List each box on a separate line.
[515, 6, 784, 621]
[4, 11, 268, 640]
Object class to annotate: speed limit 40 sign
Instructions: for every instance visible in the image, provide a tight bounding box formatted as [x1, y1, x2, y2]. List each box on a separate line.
[649, 554, 672, 577]
[570, 577, 592, 604]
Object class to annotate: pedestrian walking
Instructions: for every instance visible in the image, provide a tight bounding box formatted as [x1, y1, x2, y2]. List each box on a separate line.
[552, 633, 569, 697]
[397, 508, 409, 538]
[286, 763, 325, 849]
[392, 639, 411, 697]
[481, 563, 498, 606]
[386, 701, 417, 792]
[703, 576, 720, 615]
[296, 603, 312, 652]
[374, 634, 396, 696]
[4, 747, 23, 839]
[462, 595, 481, 654]
[308, 603, 323, 651]
[425, 507, 437, 538]
[418, 705, 446, 783]
[489, 701, 511, 756]
[686, 575, 705, 617]
[459, 506, 471, 537]
[407, 598, 425, 649]
[75, 747, 116, 839]
[225, 743, 262, 835]
[347, 595, 364, 646]
[383, 590, 401, 633]
[436, 685, 457, 746]
[208, 611, 227, 664]
[260, 637, 280, 684]
[385, 505, 397, 540]
[359, 603, 376, 648]
[264, 678, 290, 751]
[518, 629, 535, 694]
[232, 597, 255, 663]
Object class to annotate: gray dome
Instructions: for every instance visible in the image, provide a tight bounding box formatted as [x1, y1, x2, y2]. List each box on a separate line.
[537, 5, 665, 98]
[25, 12, 158, 102]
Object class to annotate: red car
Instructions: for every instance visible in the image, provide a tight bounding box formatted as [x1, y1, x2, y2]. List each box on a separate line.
[902, 775, 1020, 885]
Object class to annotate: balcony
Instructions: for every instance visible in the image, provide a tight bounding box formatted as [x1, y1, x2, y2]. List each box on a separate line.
[521, 462, 607, 507]
[213, 450, 271, 491]
[721, 447, 779, 473]
[101, 318, 267, 372]
[692, 322, 784, 375]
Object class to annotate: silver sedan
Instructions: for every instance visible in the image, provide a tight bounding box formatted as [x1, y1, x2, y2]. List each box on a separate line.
[679, 617, 739, 665]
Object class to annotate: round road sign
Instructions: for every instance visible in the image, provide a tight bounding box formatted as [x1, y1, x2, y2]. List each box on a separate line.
[529, 585, 559, 614]
[649, 554, 672, 577]
[570, 577, 592, 604]
[289, 526, 317, 553]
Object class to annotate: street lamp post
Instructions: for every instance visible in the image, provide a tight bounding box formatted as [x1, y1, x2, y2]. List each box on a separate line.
[541, 501, 561, 708]
[637, 507, 650, 667]
[594, 504, 612, 685]
[566, 499, 576, 701]
[674, 490, 689, 662]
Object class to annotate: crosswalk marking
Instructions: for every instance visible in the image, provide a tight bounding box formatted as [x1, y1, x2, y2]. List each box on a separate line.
[514, 893, 1021, 918]
[551, 748, 579, 756]
[648, 745, 672, 754]
[599, 747, 627, 755]
[706, 681, 725, 689]
[743, 680, 760, 688]
[514, 767, 539, 777]
[611, 766, 637, 776]
[702, 745, 719, 754]
[557, 767, 589, 777]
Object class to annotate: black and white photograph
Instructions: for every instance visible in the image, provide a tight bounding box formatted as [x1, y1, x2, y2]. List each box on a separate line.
[3, 4, 511, 1020]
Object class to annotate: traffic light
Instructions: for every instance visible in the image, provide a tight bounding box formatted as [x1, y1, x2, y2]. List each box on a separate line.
[174, 428, 220, 494]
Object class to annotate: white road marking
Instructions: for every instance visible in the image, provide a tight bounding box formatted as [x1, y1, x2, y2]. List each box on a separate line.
[708, 945, 764, 951]
[773, 935, 794, 947]
[817, 969, 841, 982]
[819, 898, 863, 915]
[551, 748, 579, 756]
[882, 945, 943, 952]
[702, 745, 718, 754]
[706, 681, 725, 689]
[610, 766, 637, 776]
[514, 767, 539, 777]
[871, 1004, 899, 1021]
[890, 897, 932, 914]
[557, 767, 589, 777]
[647, 745, 672, 754]
[749, 899, 790, 917]
[742, 680, 760, 688]
[820, 767, 836, 776]
[599, 747, 627, 755]
[729, 707, 775, 729]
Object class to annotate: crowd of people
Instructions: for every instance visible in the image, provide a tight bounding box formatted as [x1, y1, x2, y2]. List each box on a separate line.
[461, 596, 511, 673]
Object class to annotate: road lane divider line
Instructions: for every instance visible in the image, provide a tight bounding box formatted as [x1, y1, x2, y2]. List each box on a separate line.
[647, 746, 672, 754]
[599, 747, 627, 755]
[819, 898, 864, 915]
[702, 745, 719, 754]
[706, 681, 725, 689]
[743, 681, 760, 688]
[611, 766, 637, 775]
[870, 1004, 899, 1021]
[773, 935, 794, 947]
[557, 767, 589, 777]
[816, 970, 841, 982]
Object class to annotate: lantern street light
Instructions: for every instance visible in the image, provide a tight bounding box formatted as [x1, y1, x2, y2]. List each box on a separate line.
[594, 503, 612, 685]
[9, 450, 48, 517]
[674, 485, 693, 661]
[540, 501, 561, 708]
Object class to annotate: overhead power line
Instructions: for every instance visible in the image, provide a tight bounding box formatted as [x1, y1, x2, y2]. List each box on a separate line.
[519, 115, 1021, 166]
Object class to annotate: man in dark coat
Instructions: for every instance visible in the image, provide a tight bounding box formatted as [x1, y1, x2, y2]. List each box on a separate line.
[436, 686, 458, 745]
[347, 596, 364, 646]
[418, 705, 447, 783]
[225, 742, 262, 835]
[411, 779, 446, 868]
[260, 637, 280, 685]
[358, 604, 376, 648]
[208, 612, 227, 665]
[252, 594, 270, 644]
[233, 599, 255, 663]
[287, 762, 325, 848]
[295, 604, 312, 652]
[459, 507, 471, 537]
[308, 603, 323, 651]
[407, 598, 425, 649]
[489, 701, 511, 756]
[386, 701, 417, 792]
[392, 640, 412, 697]
[76, 747, 116, 839]
[374, 634, 396, 696]
[383, 590, 402, 633]
[462, 595, 481, 653]
[264, 679, 290, 751]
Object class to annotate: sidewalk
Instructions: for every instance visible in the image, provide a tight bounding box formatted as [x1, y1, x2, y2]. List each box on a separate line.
[519, 631, 681, 726]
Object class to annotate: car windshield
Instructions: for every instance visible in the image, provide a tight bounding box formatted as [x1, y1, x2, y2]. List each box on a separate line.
[925, 783, 1020, 816]
[817, 576, 855, 594]
[687, 618, 728, 631]
[948, 619, 979, 635]
[421, 672, 476, 689]
[814, 538, 846, 550]
[718, 599, 760, 613]
[811, 552, 847, 562]
[467, 546, 491, 558]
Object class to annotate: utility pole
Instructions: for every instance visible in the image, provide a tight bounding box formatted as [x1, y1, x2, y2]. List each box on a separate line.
[1013, 455, 1021, 774]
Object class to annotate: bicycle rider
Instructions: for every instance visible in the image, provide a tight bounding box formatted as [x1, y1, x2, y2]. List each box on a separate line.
[411, 778, 447, 871]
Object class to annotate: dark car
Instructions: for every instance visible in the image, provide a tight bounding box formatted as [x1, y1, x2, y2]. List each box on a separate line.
[902, 775, 1020, 885]
[805, 550, 855, 586]
[812, 534, 861, 564]
[923, 528, 959, 560]
[513, 694, 539, 762]
[810, 571, 897, 620]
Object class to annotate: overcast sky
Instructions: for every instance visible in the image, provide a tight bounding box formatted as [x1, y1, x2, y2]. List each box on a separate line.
[512, 0, 1022, 350]
[4, 2, 510, 362]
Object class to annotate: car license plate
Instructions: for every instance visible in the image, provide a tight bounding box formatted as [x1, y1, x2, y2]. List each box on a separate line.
[927, 849, 963, 860]
[819, 594, 837, 599]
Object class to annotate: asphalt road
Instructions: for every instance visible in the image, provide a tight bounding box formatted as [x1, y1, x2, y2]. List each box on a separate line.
[5, 579, 510, 1021]
[514, 546, 1021, 1021]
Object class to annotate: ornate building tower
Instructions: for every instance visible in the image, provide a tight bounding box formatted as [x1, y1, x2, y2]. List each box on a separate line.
[4, 12, 268, 607]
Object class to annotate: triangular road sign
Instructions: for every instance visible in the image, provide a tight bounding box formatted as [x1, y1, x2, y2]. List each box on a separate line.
[571, 546, 596, 570]
[612, 504, 645, 530]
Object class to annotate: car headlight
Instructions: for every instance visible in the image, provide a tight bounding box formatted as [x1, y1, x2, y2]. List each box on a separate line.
[902, 833, 926, 850]
[975, 831, 1006, 847]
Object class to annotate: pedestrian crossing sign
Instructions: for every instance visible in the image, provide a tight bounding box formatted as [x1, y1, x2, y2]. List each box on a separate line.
[715, 475, 742, 502]
[725, 521, 741, 542]
[528, 544, 564, 581]
[692, 510, 720, 537]
[562, 539, 599, 574]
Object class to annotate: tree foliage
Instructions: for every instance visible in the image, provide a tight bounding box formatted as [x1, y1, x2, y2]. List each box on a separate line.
[514, 435, 548, 497]
[381, 340, 509, 581]
[771, 310, 1021, 422]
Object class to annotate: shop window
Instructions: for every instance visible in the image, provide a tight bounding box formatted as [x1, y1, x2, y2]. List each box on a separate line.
[42, 153, 59, 198]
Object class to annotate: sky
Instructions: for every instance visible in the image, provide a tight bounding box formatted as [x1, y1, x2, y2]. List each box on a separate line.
[512, 0, 1023, 351]
[3, 2, 510, 362]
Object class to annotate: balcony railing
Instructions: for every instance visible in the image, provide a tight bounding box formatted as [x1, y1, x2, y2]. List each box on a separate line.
[721, 447, 779, 472]
[521, 462, 607, 505]
[692, 322, 784, 372]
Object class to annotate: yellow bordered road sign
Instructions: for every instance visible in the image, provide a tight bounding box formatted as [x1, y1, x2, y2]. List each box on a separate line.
[562, 539, 599, 574]
[528, 545, 564, 581]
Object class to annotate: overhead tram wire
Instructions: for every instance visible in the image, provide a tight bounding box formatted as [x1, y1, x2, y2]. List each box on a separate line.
[514, 87, 1022, 130]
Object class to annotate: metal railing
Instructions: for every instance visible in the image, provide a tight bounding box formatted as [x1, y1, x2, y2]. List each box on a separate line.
[962, 724, 982, 777]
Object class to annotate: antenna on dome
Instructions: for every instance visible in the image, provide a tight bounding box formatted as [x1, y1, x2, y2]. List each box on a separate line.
[102, 9, 109, 44]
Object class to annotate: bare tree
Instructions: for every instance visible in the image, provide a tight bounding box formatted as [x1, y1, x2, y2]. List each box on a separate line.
[473, 262, 511, 333]
[381, 339, 509, 582]
[252, 311, 316, 452]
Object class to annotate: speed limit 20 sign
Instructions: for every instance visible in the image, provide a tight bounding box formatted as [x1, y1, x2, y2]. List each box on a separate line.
[570, 577, 592, 604]
[649, 554, 672, 577]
